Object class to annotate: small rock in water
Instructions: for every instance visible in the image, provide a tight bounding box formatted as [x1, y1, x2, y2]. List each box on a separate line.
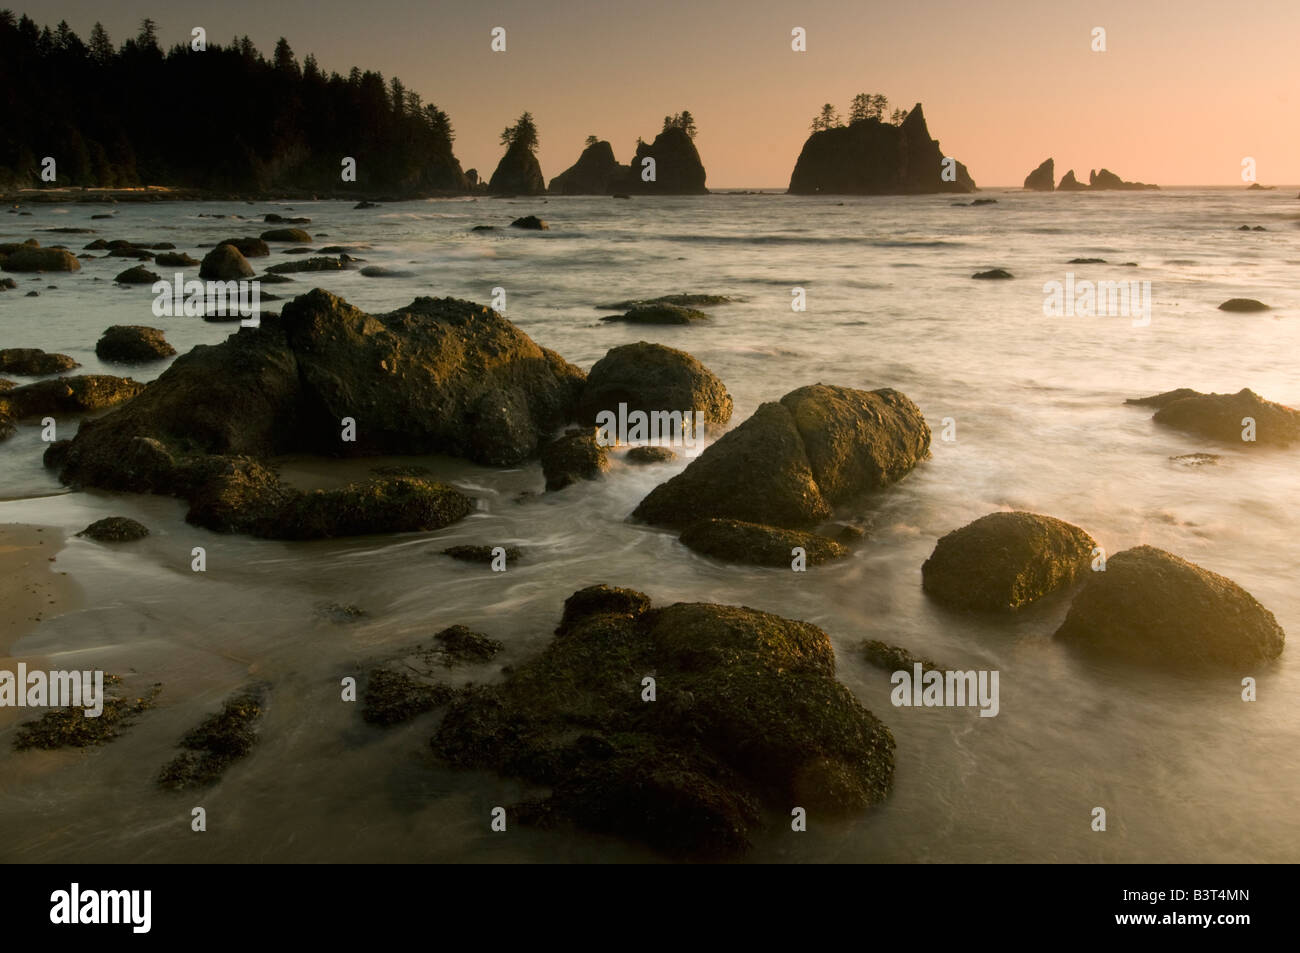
[860, 639, 942, 674]
[1217, 298, 1269, 312]
[509, 215, 548, 230]
[442, 544, 523, 564]
[626, 445, 677, 464]
[972, 268, 1013, 280]
[77, 516, 150, 542]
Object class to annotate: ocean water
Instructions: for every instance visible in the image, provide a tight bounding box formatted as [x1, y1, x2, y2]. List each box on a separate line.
[1, 189, 1297, 863]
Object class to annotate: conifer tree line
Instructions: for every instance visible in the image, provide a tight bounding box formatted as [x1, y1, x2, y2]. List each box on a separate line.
[0, 13, 466, 191]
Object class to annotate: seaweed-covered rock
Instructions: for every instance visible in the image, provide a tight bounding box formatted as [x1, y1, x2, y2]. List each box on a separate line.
[361, 625, 503, 725]
[1127, 388, 1300, 446]
[596, 293, 733, 311]
[77, 516, 150, 542]
[265, 256, 347, 275]
[577, 341, 733, 428]
[679, 518, 849, 566]
[540, 428, 610, 491]
[442, 544, 522, 564]
[603, 304, 710, 325]
[1, 244, 81, 272]
[921, 511, 1096, 611]
[199, 243, 254, 280]
[0, 374, 144, 419]
[1055, 546, 1285, 668]
[13, 677, 160, 750]
[154, 252, 199, 267]
[432, 586, 894, 857]
[95, 325, 176, 362]
[0, 348, 79, 375]
[157, 688, 266, 790]
[54, 292, 586, 507]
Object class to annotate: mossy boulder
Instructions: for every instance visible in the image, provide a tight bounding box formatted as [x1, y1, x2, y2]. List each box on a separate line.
[633, 384, 929, 529]
[53, 292, 586, 515]
[260, 227, 313, 243]
[199, 243, 254, 280]
[0, 374, 144, 420]
[1127, 387, 1300, 446]
[114, 265, 159, 284]
[95, 325, 176, 363]
[0, 348, 79, 375]
[576, 341, 733, 428]
[1, 244, 80, 272]
[1055, 546, 1285, 668]
[921, 511, 1096, 611]
[679, 518, 849, 567]
[432, 585, 894, 857]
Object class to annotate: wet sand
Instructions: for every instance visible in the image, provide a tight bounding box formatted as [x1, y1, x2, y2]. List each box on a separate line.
[0, 523, 82, 731]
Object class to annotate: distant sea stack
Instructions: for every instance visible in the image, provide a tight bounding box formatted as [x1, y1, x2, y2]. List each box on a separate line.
[547, 119, 708, 195]
[488, 140, 545, 195]
[489, 112, 546, 195]
[787, 104, 976, 195]
[1023, 158, 1055, 191]
[1050, 162, 1158, 191]
[625, 127, 708, 194]
[548, 140, 624, 194]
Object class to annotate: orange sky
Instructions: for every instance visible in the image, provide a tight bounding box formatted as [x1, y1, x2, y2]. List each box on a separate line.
[39, 0, 1300, 187]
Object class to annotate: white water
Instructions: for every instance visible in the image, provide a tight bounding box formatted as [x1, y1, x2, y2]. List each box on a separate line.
[1, 190, 1297, 862]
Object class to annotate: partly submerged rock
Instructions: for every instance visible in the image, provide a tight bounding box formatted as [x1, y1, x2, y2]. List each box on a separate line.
[1127, 388, 1300, 446]
[0, 348, 79, 375]
[921, 511, 1096, 611]
[431, 585, 895, 857]
[860, 640, 942, 673]
[0, 374, 144, 420]
[679, 518, 849, 567]
[442, 544, 522, 564]
[576, 341, 733, 428]
[218, 237, 269, 258]
[1055, 546, 1284, 667]
[1217, 298, 1269, 312]
[114, 265, 159, 284]
[265, 256, 347, 275]
[260, 227, 313, 243]
[972, 268, 1013, 280]
[509, 215, 549, 230]
[199, 243, 255, 280]
[626, 445, 677, 464]
[603, 303, 710, 325]
[540, 428, 610, 491]
[633, 384, 929, 529]
[0, 244, 81, 272]
[77, 516, 150, 542]
[55, 291, 586, 505]
[595, 293, 733, 310]
[95, 325, 176, 363]
[548, 140, 625, 194]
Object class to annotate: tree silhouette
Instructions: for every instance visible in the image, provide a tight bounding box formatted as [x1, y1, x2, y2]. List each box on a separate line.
[500, 111, 539, 152]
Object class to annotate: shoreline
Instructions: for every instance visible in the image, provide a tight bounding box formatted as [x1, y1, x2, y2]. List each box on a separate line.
[0, 523, 83, 734]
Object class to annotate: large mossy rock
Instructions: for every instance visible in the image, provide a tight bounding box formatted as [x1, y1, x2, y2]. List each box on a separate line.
[1, 244, 81, 272]
[921, 511, 1096, 611]
[57, 290, 584, 491]
[53, 291, 584, 536]
[1127, 387, 1300, 447]
[633, 384, 929, 529]
[576, 341, 732, 428]
[1054, 546, 1285, 668]
[432, 585, 894, 857]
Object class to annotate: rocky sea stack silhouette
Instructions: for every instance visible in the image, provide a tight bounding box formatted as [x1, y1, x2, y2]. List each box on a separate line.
[787, 104, 976, 195]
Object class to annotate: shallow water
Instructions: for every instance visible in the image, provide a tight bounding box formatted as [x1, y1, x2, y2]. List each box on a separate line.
[1, 190, 1297, 862]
